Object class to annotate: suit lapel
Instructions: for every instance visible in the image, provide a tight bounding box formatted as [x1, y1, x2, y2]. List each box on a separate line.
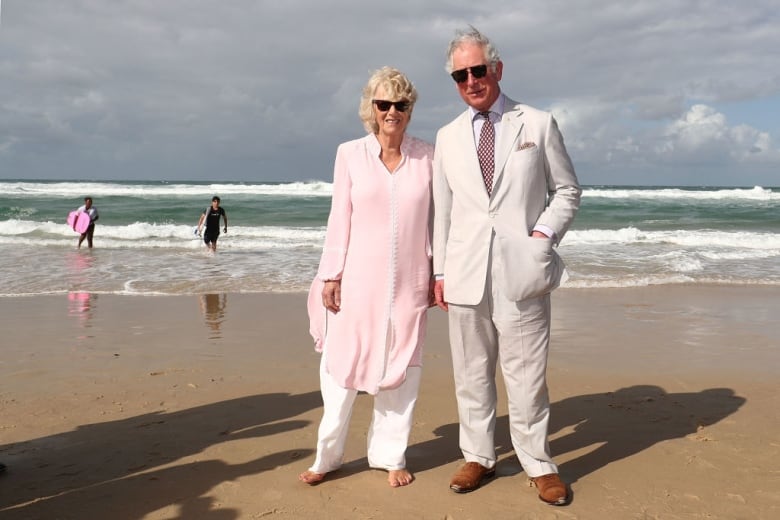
[454, 110, 488, 195]
[493, 100, 524, 191]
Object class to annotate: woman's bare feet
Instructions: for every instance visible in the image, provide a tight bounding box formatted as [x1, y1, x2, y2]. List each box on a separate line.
[298, 470, 327, 485]
[388, 468, 414, 487]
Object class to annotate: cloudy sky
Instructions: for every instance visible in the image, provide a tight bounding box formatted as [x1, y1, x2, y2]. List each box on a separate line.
[1, 1, 778, 186]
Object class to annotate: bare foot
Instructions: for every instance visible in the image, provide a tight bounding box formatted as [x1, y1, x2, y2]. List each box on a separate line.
[388, 469, 414, 487]
[298, 470, 327, 485]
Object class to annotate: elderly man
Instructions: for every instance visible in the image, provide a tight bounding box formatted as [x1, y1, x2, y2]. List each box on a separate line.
[433, 27, 581, 505]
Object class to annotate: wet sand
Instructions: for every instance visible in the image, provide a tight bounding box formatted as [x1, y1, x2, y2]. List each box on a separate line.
[1, 286, 779, 519]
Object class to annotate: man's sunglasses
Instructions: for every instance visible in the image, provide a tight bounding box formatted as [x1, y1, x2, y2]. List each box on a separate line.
[373, 100, 410, 112]
[450, 64, 488, 83]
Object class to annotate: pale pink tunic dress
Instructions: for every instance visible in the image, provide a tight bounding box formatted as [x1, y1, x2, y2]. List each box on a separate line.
[308, 133, 433, 395]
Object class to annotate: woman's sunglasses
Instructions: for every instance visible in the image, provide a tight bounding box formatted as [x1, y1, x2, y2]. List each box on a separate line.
[373, 100, 410, 112]
[450, 64, 488, 84]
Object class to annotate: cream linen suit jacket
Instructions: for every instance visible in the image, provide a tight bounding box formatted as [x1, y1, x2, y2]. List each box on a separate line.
[433, 97, 581, 304]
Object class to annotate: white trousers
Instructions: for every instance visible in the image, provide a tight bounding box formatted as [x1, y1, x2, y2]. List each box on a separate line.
[309, 353, 421, 474]
[447, 237, 557, 478]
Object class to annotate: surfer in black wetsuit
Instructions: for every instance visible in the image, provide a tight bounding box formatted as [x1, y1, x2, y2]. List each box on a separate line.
[196, 196, 228, 251]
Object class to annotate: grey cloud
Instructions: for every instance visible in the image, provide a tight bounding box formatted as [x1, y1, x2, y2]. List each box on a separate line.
[1, 0, 779, 185]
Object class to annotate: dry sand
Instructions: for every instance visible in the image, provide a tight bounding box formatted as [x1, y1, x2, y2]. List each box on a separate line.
[1, 286, 779, 519]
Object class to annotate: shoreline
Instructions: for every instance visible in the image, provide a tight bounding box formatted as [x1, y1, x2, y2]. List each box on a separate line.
[3, 279, 780, 299]
[1, 286, 778, 519]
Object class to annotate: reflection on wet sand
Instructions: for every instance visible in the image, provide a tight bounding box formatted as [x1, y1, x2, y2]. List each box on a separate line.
[68, 291, 96, 336]
[66, 251, 98, 338]
[66, 250, 95, 286]
[199, 293, 227, 339]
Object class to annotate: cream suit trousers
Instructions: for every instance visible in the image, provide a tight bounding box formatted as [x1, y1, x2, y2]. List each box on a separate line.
[447, 234, 558, 478]
[309, 349, 421, 474]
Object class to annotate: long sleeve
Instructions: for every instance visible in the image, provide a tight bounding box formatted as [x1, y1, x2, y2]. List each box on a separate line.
[317, 144, 353, 280]
[308, 143, 353, 351]
[536, 114, 581, 243]
[432, 134, 452, 276]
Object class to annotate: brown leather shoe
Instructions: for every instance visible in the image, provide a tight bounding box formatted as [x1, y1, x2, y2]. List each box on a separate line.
[531, 473, 569, 505]
[449, 462, 496, 493]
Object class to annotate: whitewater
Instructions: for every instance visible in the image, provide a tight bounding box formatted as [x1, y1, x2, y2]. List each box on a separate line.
[1, 181, 777, 296]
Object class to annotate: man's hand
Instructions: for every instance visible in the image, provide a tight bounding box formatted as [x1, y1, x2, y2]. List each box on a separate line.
[434, 279, 448, 311]
[531, 230, 549, 239]
[322, 280, 341, 313]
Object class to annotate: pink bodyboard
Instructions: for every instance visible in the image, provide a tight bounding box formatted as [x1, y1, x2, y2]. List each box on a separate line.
[67, 210, 91, 234]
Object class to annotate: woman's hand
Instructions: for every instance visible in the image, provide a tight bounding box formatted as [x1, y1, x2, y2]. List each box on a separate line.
[434, 279, 448, 311]
[428, 278, 437, 308]
[322, 280, 341, 313]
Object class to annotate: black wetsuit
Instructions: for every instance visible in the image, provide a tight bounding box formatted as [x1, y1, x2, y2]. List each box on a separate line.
[203, 206, 225, 244]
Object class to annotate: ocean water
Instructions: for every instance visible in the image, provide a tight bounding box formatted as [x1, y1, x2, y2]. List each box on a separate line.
[0, 180, 778, 297]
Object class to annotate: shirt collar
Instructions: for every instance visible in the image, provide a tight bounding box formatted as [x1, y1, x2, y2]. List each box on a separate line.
[470, 93, 505, 122]
[367, 132, 409, 154]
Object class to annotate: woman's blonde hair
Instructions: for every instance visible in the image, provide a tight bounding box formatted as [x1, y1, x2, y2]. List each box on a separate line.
[358, 66, 418, 134]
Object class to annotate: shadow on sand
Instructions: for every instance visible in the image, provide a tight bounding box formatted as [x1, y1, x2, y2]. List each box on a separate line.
[0, 385, 744, 516]
[403, 385, 744, 485]
[0, 391, 321, 519]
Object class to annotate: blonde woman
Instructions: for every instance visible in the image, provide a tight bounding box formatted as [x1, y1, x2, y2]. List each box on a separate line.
[301, 67, 433, 487]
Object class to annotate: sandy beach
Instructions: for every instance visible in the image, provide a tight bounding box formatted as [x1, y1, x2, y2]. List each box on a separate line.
[1, 286, 779, 519]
